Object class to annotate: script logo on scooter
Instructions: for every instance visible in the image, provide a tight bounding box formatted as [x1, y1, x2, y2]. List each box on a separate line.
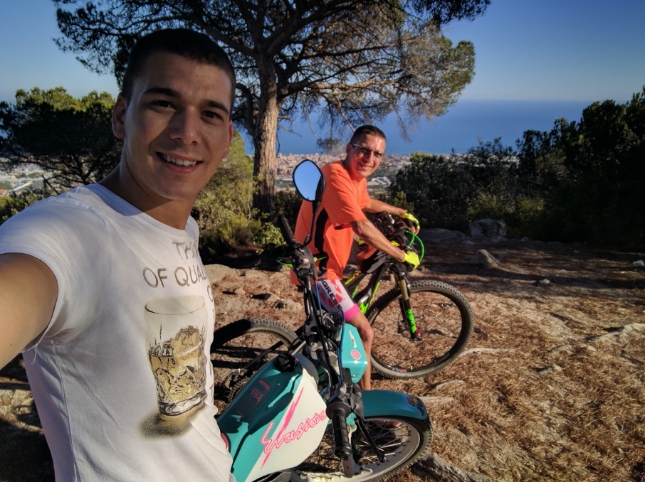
[260, 388, 328, 467]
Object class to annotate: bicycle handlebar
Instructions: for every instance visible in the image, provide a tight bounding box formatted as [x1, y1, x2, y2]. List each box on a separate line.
[370, 212, 425, 268]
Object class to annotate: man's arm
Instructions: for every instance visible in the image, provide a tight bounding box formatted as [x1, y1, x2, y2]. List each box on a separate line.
[364, 198, 420, 234]
[0, 253, 57, 369]
[364, 198, 406, 217]
[350, 218, 406, 262]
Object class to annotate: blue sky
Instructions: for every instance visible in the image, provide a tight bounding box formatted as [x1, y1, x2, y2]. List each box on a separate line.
[0, 0, 643, 103]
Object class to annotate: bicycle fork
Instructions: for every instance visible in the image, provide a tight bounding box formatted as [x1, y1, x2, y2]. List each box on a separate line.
[396, 273, 422, 341]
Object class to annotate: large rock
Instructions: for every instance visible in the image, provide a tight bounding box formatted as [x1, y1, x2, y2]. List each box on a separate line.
[469, 219, 507, 238]
[205, 264, 237, 283]
[469, 249, 500, 268]
[241, 269, 269, 280]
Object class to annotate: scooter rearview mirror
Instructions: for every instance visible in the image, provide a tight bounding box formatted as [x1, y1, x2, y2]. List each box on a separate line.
[293, 159, 325, 202]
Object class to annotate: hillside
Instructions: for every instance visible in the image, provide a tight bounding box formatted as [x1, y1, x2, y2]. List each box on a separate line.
[1, 236, 644, 481]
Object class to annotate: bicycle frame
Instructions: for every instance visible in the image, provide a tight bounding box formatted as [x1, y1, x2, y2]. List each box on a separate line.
[343, 256, 389, 314]
[343, 227, 423, 340]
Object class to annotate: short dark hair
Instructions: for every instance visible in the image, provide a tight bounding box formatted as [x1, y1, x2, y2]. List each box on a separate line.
[121, 28, 236, 111]
[350, 125, 387, 144]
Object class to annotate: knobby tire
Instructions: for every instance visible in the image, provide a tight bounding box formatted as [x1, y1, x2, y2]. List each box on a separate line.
[210, 318, 297, 412]
[366, 280, 474, 379]
[290, 415, 432, 481]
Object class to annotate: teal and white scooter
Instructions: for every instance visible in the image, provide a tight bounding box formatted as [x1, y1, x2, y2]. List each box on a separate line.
[216, 160, 433, 481]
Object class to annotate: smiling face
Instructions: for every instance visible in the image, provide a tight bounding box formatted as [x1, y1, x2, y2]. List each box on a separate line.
[343, 133, 386, 180]
[108, 51, 234, 226]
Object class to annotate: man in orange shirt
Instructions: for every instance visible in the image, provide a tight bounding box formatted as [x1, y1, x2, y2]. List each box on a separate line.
[293, 125, 420, 390]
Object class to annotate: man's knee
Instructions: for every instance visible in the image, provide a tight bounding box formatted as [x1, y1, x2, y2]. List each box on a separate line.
[364, 323, 374, 343]
[347, 314, 374, 343]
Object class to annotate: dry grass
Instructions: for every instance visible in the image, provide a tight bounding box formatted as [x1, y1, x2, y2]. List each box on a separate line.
[1, 238, 644, 481]
[383, 240, 645, 481]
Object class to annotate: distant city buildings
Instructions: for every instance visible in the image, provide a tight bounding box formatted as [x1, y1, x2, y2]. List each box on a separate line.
[275, 152, 411, 193]
[367, 177, 391, 188]
[2, 152, 434, 197]
[0, 162, 45, 195]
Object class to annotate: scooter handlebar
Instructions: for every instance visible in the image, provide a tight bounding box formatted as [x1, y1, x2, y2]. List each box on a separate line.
[326, 400, 352, 460]
[278, 215, 296, 247]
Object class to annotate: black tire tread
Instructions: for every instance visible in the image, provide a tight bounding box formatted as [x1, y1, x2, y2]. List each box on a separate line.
[366, 279, 474, 379]
[365, 415, 433, 481]
[211, 317, 297, 351]
[292, 414, 433, 481]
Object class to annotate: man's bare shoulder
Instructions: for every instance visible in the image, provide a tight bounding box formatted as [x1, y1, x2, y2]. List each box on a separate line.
[0, 253, 58, 369]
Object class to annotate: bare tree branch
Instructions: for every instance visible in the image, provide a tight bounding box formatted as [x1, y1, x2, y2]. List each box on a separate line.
[52, 0, 487, 214]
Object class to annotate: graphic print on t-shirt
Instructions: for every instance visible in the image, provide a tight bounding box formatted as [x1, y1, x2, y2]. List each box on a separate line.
[145, 296, 208, 421]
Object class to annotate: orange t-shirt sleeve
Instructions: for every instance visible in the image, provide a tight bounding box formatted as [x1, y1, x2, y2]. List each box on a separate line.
[323, 164, 370, 226]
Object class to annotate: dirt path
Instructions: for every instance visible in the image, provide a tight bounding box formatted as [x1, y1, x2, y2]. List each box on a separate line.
[1, 237, 644, 481]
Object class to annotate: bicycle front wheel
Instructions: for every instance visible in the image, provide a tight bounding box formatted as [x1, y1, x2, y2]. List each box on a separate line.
[210, 318, 297, 412]
[366, 280, 474, 379]
[291, 415, 432, 481]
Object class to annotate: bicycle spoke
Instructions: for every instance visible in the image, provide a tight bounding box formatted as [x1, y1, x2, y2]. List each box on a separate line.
[367, 280, 473, 378]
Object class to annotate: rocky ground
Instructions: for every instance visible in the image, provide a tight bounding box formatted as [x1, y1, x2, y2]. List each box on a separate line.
[1, 235, 644, 481]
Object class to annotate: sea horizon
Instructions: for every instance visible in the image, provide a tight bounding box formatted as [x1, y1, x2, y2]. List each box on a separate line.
[242, 99, 612, 156]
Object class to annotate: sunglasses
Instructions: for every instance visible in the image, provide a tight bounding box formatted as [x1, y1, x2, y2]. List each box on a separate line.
[350, 143, 384, 160]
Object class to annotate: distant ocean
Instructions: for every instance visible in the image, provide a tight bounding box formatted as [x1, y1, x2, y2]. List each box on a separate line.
[248, 99, 599, 156]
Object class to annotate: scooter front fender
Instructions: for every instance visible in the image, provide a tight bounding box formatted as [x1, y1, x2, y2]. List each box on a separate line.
[362, 390, 428, 421]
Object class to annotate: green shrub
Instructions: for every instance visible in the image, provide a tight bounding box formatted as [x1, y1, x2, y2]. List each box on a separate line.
[274, 189, 302, 227]
[253, 216, 284, 247]
[506, 196, 547, 239]
[194, 131, 292, 260]
[466, 193, 512, 224]
[218, 213, 261, 249]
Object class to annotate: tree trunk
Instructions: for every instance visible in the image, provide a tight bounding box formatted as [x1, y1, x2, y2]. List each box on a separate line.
[252, 61, 280, 218]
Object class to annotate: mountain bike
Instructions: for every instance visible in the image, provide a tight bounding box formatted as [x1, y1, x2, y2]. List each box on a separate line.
[210, 176, 474, 407]
[342, 212, 474, 378]
[215, 160, 432, 481]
